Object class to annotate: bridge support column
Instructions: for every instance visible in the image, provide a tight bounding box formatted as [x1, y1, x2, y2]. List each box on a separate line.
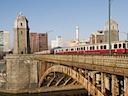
[84, 70, 88, 79]
[92, 72, 96, 96]
[38, 61, 47, 81]
[101, 73, 105, 95]
[6, 55, 38, 92]
[112, 75, 118, 96]
[88, 71, 91, 96]
[124, 77, 128, 96]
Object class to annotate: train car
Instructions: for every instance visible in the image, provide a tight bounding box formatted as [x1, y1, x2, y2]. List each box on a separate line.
[54, 40, 128, 55]
[34, 46, 62, 54]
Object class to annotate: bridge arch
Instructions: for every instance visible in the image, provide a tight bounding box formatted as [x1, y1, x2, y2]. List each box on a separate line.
[39, 65, 104, 96]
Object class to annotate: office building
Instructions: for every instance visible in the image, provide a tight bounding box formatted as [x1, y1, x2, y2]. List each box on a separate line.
[51, 36, 63, 48]
[30, 33, 48, 53]
[0, 31, 9, 52]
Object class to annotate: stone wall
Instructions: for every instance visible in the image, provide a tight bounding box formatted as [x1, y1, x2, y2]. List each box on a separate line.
[5, 54, 38, 91]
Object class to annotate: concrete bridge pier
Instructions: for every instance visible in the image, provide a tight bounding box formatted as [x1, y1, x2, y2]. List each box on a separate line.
[5, 55, 38, 92]
[112, 75, 118, 96]
[101, 73, 105, 95]
[124, 77, 128, 96]
[38, 61, 47, 81]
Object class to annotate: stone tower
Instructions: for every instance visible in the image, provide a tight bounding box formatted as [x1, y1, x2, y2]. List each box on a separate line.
[104, 18, 119, 43]
[76, 26, 79, 43]
[13, 12, 30, 54]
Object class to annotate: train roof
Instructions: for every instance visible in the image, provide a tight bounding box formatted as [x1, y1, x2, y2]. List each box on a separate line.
[56, 40, 128, 50]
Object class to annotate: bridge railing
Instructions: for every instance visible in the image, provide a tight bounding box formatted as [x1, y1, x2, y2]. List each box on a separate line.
[35, 54, 128, 69]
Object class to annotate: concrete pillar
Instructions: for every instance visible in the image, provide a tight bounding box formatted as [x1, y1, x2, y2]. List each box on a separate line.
[84, 69, 88, 92]
[88, 71, 91, 96]
[101, 73, 105, 95]
[92, 72, 96, 96]
[38, 61, 47, 81]
[112, 75, 118, 96]
[84, 70, 88, 79]
[124, 77, 128, 96]
[6, 55, 38, 92]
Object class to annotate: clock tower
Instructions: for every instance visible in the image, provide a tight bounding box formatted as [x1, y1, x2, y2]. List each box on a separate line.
[13, 12, 30, 54]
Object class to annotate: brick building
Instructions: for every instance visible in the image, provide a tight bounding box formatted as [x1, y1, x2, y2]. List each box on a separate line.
[90, 30, 104, 44]
[30, 33, 48, 53]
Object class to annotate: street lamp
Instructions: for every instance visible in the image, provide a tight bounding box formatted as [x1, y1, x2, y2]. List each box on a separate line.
[108, 0, 111, 55]
[122, 32, 128, 40]
[46, 30, 56, 49]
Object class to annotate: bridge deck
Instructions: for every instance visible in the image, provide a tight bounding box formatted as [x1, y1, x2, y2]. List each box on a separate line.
[35, 54, 128, 77]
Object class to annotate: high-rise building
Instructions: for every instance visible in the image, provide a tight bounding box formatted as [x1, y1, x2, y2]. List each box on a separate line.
[30, 33, 37, 53]
[13, 12, 30, 54]
[104, 18, 119, 43]
[0, 31, 9, 52]
[51, 36, 63, 48]
[37, 33, 47, 51]
[30, 32, 48, 53]
[3, 31, 9, 52]
[76, 26, 79, 43]
[0, 31, 4, 51]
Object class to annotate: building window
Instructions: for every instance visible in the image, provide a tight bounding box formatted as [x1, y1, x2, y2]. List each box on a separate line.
[21, 23, 22, 26]
[113, 26, 114, 30]
[21, 31, 23, 34]
[21, 51, 23, 54]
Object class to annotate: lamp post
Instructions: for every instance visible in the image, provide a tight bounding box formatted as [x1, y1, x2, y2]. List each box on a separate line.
[108, 0, 111, 55]
[46, 30, 56, 49]
[122, 32, 128, 40]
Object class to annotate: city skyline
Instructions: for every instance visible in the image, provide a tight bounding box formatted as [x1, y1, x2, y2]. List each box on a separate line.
[0, 0, 128, 48]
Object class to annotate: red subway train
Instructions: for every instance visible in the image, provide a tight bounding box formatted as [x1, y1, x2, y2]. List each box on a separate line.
[35, 40, 128, 55]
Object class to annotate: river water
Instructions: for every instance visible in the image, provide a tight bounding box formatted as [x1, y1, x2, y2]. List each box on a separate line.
[0, 89, 87, 96]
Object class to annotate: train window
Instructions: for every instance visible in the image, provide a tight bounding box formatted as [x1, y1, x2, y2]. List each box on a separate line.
[66, 49, 68, 51]
[93, 46, 94, 50]
[104, 45, 106, 49]
[100, 46, 103, 49]
[119, 44, 121, 48]
[71, 48, 74, 51]
[77, 48, 78, 51]
[81, 47, 83, 50]
[87, 47, 88, 50]
[123, 43, 126, 48]
[97, 46, 99, 50]
[114, 44, 117, 48]
[62, 50, 63, 52]
[90, 47, 92, 50]
[84, 47, 85, 50]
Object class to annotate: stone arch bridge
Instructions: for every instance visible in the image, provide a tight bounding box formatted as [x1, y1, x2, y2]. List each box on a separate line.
[4, 54, 128, 96]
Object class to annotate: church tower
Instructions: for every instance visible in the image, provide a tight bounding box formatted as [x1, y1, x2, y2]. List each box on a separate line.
[13, 12, 30, 54]
[104, 18, 119, 43]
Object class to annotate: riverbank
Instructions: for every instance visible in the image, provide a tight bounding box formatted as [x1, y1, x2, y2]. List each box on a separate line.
[0, 85, 87, 96]
[0, 85, 85, 94]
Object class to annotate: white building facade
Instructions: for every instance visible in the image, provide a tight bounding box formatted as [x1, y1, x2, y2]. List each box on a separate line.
[51, 36, 63, 48]
[0, 31, 9, 52]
